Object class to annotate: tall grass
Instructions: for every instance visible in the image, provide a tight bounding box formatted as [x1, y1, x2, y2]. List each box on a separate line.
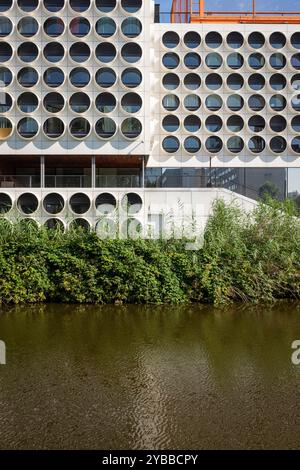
[0, 198, 300, 305]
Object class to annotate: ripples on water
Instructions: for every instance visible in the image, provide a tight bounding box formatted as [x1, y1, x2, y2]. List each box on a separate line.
[0, 302, 300, 449]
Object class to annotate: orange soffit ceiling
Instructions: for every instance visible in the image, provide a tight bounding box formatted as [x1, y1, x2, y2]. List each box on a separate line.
[170, 0, 300, 23]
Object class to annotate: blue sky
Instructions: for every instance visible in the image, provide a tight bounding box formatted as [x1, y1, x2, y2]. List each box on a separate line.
[156, 0, 300, 12]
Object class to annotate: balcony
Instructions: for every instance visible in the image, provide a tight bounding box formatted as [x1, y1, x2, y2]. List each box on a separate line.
[0, 174, 142, 188]
[0, 175, 40, 188]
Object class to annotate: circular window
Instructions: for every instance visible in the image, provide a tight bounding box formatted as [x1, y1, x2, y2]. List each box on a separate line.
[121, 118, 142, 139]
[205, 52, 222, 69]
[122, 192, 142, 214]
[17, 117, 38, 139]
[43, 92, 64, 113]
[184, 52, 200, 69]
[291, 53, 300, 70]
[121, 43, 142, 63]
[162, 31, 180, 48]
[96, 0, 116, 12]
[17, 193, 38, 214]
[248, 115, 265, 132]
[44, 17, 64, 37]
[18, 67, 38, 87]
[269, 32, 286, 49]
[205, 94, 222, 111]
[248, 94, 265, 111]
[205, 115, 222, 132]
[227, 73, 244, 90]
[96, 67, 116, 88]
[95, 193, 117, 215]
[0, 42, 12, 62]
[184, 115, 201, 132]
[44, 67, 64, 88]
[121, 67, 141, 88]
[121, 93, 142, 113]
[44, 219, 64, 231]
[0, 67, 12, 87]
[162, 52, 179, 69]
[184, 31, 201, 49]
[43, 193, 64, 214]
[162, 73, 179, 90]
[43, 42, 64, 63]
[96, 43, 117, 63]
[95, 117, 117, 139]
[70, 43, 90, 63]
[18, 42, 38, 63]
[0, 17, 12, 37]
[18, 17, 38, 38]
[292, 116, 300, 132]
[292, 95, 300, 111]
[184, 94, 200, 111]
[205, 32, 222, 49]
[227, 94, 244, 111]
[0, 0, 12, 12]
[43, 0, 64, 12]
[292, 137, 300, 153]
[69, 118, 91, 139]
[0, 193, 12, 214]
[291, 74, 300, 91]
[270, 116, 287, 132]
[227, 136, 244, 153]
[248, 73, 265, 90]
[162, 94, 179, 111]
[0, 117, 12, 138]
[121, 0, 142, 13]
[248, 136, 265, 153]
[43, 117, 64, 138]
[69, 219, 90, 230]
[17, 0, 38, 12]
[205, 136, 223, 153]
[248, 32, 265, 49]
[205, 73, 222, 90]
[70, 18, 91, 38]
[248, 53, 265, 70]
[270, 136, 287, 153]
[121, 18, 142, 38]
[70, 92, 90, 113]
[162, 115, 180, 132]
[269, 94, 286, 111]
[70, 193, 90, 214]
[291, 32, 300, 49]
[227, 32, 243, 49]
[184, 136, 201, 153]
[162, 136, 180, 153]
[269, 53, 286, 70]
[70, 0, 90, 12]
[227, 115, 244, 132]
[184, 73, 201, 90]
[96, 17, 116, 38]
[270, 73, 286, 90]
[95, 92, 116, 113]
[227, 52, 244, 70]
[70, 67, 90, 88]
[17, 92, 38, 113]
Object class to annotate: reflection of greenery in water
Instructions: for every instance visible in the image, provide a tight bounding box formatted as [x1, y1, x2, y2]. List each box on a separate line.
[0, 303, 300, 449]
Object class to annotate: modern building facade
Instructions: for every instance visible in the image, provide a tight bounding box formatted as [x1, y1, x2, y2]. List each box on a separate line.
[0, 0, 299, 232]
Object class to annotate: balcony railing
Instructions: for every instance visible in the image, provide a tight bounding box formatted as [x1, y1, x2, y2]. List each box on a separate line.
[95, 175, 141, 188]
[0, 174, 142, 188]
[0, 175, 40, 188]
[45, 175, 91, 188]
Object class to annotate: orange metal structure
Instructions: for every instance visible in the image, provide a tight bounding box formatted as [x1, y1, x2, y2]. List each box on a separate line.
[171, 0, 300, 23]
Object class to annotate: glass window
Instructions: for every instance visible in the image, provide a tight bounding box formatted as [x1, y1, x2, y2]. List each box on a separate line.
[248, 32, 265, 49]
[291, 53, 300, 70]
[0, 92, 12, 112]
[227, 136, 244, 153]
[162, 115, 180, 132]
[162, 52, 180, 69]
[248, 136, 265, 153]
[227, 32, 243, 49]
[162, 94, 179, 111]
[184, 115, 201, 132]
[248, 53, 265, 70]
[121, 93, 142, 113]
[269, 53, 286, 70]
[43, 42, 64, 63]
[96, 43, 117, 63]
[0, 42, 12, 62]
[69, 92, 90, 113]
[269, 32, 286, 49]
[43, 117, 64, 138]
[269, 73, 286, 90]
[205, 73, 222, 90]
[248, 94, 265, 111]
[184, 73, 200, 90]
[121, 68, 141, 88]
[291, 74, 300, 91]
[70, 18, 91, 38]
[70, 43, 91, 63]
[121, 0, 142, 13]
[162, 136, 180, 153]
[70, 67, 90, 88]
[0, 17, 12, 37]
[17, 92, 38, 112]
[291, 32, 300, 49]
[205, 136, 223, 153]
[292, 137, 300, 153]
[184, 136, 201, 153]
[121, 118, 142, 139]
[270, 136, 286, 153]
[227, 53, 243, 70]
[95, 92, 116, 113]
[95, 117, 117, 138]
[17, 117, 38, 138]
[96, 18, 116, 38]
[44, 67, 64, 87]
[184, 31, 201, 48]
[248, 73, 265, 90]
[18, 67, 38, 87]
[270, 116, 286, 132]
[205, 94, 222, 111]
[70, 0, 90, 12]
[248, 116, 265, 132]
[184, 52, 200, 69]
[0, 67, 12, 87]
[69, 117, 91, 139]
[0, 116, 12, 138]
[96, 0, 116, 12]
[162, 73, 179, 90]
[184, 94, 200, 111]
[43, 92, 64, 113]
[0, 0, 12, 12]
[269, 94, 286, 111]
[44, 0, 65, 12]
[227, 94, 244, 111]
[205, 115, 222, 132]
[17, 0, 38, 12]
[205, 32, 222, 48]
[205, 52, 222, 69]
[121, 43, 142, 63]
[292, 95, 300, 111]
[121, 18, 141, 38]
[227, 73, 243, 90]
[44, 17, 64, 37]
[292, 116, 300, 132]
[18, 17, 38, 38]
[162, 31, 180, 49]
[227, 116, 244, 132]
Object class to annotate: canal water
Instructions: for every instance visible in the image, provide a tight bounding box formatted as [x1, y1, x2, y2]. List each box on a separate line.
[0, 302, 300, 449]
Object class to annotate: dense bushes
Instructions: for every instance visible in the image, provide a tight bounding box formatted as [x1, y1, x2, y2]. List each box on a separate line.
[0, 198, 300, 305]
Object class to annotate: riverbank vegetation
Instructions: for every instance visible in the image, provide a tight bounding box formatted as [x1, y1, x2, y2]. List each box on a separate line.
[0, 198, 300, 305]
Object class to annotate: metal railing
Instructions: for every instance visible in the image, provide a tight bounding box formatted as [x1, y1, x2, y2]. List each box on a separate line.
[96, 175, 141, 188]
[0, 175, 40, 188]
[45, 175, 91, 188]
